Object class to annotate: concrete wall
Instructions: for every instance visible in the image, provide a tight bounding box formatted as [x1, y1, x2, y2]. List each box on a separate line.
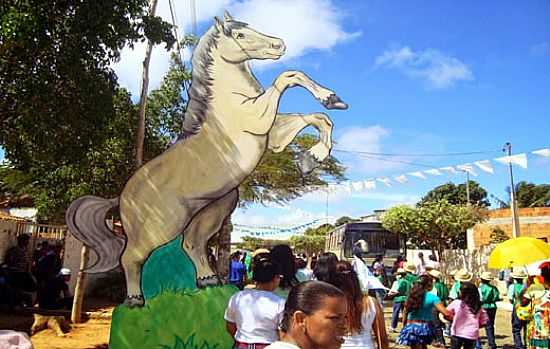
[471, 207, 550, 247]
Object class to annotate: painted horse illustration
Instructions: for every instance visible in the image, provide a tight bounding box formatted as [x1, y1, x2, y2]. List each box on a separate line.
[66, 12, 347, 306]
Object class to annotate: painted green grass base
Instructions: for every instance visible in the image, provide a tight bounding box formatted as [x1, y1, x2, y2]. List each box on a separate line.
[109, 285, 238, 349]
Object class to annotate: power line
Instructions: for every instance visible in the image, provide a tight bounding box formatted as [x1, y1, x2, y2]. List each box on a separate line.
[333, 148, 500, 157]
[353, 154, 438, 169]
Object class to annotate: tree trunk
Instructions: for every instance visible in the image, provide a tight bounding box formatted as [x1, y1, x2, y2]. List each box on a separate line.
[135, 0, 159, 168]
[216, 216, 232, 281]
[71, 246, 88, 324]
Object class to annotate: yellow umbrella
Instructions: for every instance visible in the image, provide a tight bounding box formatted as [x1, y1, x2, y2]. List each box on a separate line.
[488, 237, 550, 269]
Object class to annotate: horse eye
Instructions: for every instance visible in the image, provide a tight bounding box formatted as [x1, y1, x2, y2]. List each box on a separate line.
[235, 33, 245, 39]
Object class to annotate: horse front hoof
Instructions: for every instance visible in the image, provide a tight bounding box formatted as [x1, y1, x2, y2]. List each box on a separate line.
[197, 275, 223, 288]
[123, 295, 145, 308]
[322, 94, 348, 110]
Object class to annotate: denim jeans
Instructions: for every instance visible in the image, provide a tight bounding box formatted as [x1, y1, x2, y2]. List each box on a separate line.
[391, 301, 404, 329]
[476, 308, 497, 349]
[451, 336, 476, 349]
[511, 308, 526, 349]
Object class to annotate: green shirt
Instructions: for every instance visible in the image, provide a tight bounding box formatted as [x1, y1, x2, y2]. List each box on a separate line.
[433, 281, 449, 303]
[479, 283, 500, 309]
[394, 278, 412, 303]
[449, 281, 461, 300]
[404, 273, 418, 285]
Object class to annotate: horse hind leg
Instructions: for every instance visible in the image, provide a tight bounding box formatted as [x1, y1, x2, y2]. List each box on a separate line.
[182, 189, 239, 288]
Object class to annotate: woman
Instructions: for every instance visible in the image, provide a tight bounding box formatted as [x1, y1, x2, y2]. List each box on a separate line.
[271, 244, 300, 298]
[398, 275, 452, 349]
[313, 252, 339, 284]
[225, 254, 285, 349]
[333, 261, 389, 349]
[446, 282, 488, 349]
[265, 281, 348, 349]
[519, 262, 550, 349]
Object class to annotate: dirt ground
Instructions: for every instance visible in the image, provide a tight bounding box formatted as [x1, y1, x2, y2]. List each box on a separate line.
[0, 303, 517, 349]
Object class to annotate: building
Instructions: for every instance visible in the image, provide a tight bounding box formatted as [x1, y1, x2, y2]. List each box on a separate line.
[468, 207, 550, 249]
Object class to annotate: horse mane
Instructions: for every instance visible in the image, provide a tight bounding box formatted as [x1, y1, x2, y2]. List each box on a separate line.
[180, 20, 249, 139]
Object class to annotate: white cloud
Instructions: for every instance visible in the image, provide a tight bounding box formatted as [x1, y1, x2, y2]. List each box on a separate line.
[112, 0, 358, 96]
[530, 42, 550, 57]
[374, 46, 473, 89]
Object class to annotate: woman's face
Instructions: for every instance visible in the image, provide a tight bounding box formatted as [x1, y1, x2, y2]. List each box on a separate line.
[304, 296, 348, 349]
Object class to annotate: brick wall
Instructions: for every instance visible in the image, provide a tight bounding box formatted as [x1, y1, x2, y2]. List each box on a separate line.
[472, 207, 550, 247]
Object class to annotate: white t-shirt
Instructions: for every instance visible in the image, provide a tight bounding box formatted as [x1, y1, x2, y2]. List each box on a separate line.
[265, 341, 301, 349]
[224, 289, 285, 344]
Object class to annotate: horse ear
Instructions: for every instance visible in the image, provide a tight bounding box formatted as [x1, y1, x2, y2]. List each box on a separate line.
[214, 16, 224, 33]
[223, 11, 233, 22]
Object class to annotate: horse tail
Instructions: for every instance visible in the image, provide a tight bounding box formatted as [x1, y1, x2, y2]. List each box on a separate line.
[65, 196, 126, 273]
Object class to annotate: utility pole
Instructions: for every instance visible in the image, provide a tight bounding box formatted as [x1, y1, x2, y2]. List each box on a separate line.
[503, 142, 521, 238]
[465, 171, 470, 205]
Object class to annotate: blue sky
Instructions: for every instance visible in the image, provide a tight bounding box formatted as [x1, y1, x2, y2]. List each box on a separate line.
[2, 1, 549, 236]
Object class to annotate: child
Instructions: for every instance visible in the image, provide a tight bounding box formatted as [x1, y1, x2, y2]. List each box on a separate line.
[446, 282, 488, 349]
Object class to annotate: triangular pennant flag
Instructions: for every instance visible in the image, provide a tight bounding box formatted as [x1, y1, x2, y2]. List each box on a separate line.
[494, 153, 528, 169]
[363, 180, 376, 190]
[376, 177, 392, 187]
[394, 174, 408, 184]
[351, 181, 364, 192]
[439, 166, 458, 174]
[456, 164, 478, 176]
[424, 169, 442, 176]
[532, 148, 550, 157]
[474, 160, 494, 174]
[408, 171, 427, 179]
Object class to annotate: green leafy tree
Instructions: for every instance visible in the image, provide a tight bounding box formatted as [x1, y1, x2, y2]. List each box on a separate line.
[335, 216, 359, 226]
[235, 237, 287, 251]
[489, 226, 509, 244]
[515, 181, 550, 208]
[290, 224, 333, 257]
[419, 181, 490, 207]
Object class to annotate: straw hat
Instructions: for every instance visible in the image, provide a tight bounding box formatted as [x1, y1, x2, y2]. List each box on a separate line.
[454, 269, 473, 282]
[252, 248, 270, 257]
[395, 268, 407, 275]
[404, 263, 416, 273]
[448, 269, 457, 277]
[479, 272, 494, 281]
[511, 268, 528, 279]
[427, 269, 442, 279]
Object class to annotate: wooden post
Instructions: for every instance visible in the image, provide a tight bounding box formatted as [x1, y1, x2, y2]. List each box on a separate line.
[71, 245, 88, 323]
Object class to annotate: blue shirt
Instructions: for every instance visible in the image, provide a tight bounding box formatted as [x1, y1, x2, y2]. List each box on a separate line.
[229, 260, 245, 283]
[408, 292, 442, 321]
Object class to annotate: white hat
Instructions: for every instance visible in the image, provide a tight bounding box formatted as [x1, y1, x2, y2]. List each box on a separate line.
[395, 268, 407, 275]
[480, 272, 494, 281]
[427, 269, 442, 279]
[404, 263, 416, 273]
[59, 268, 71, 276]
[511, 268, 528, 279]
[454, 269, 473, 282]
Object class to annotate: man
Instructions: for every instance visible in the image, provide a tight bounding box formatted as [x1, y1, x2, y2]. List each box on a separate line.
[415, 252, 427, 275]
[388, 268, 411, 333]
[404, 263, 418, 284]
[228, 251, 246, 290]
[5, 234, 32, 273]
[477, 272, 500, 349]
[508, 269, 527, 349]
[428, 269, 449, 347]
[449, 269, 472, 300]
[4, 234, 36, 306]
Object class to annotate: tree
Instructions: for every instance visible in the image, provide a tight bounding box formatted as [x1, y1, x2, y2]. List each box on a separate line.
[335, 216, 359, 226]
[289, 224, 333, 257]
[490, 226, 509, 244]
[235, 237, 288, 251]
[382, 201, 486, 259]
[419, 181, 490, 207]
[515, 181, 550, 208]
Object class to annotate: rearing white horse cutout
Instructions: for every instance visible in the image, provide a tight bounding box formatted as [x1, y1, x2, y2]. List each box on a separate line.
[66, 11, 347, 306]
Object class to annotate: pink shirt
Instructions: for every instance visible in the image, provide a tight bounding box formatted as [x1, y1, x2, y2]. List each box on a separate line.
[447, 300, 488, 340]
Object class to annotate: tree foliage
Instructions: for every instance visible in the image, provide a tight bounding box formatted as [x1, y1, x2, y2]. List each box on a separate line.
[335, 216, 360, 226]
[235, 237, 287, 251]
[419, 181, 489, 207]
[489, 226, 509, 244]
[515, 181, 550, 208]
[289, 223, 333, 256]
[382, 200, 487, 257]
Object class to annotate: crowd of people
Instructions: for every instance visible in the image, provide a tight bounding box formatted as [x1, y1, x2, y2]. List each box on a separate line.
[0, 234, 72, 311]
[225, 247, 550, 349]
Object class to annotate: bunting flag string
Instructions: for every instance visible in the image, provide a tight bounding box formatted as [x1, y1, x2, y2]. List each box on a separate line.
[494, 153, 528, 169]
[532, 148, 550, 157]
[408, 171, 427, 179]
[474, 160, 494, 174]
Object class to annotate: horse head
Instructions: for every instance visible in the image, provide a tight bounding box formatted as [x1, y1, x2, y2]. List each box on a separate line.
[213, 11, 286, 63]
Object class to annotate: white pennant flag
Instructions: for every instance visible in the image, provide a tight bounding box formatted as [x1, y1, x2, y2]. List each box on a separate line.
[377, 177, 392, 187]
[394, 174, 408, 184]
[424, 169, 442, 176]
[351, 181, 364, 192]
[532, 148, 550, 157]
[474, 160, 494, 174]
[440, 166, 458, 174]
[408, 171, 427, 179]
[364, 180, 376, 190]
[456, 164, 478, 176]
[494, 153, 528, 169]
